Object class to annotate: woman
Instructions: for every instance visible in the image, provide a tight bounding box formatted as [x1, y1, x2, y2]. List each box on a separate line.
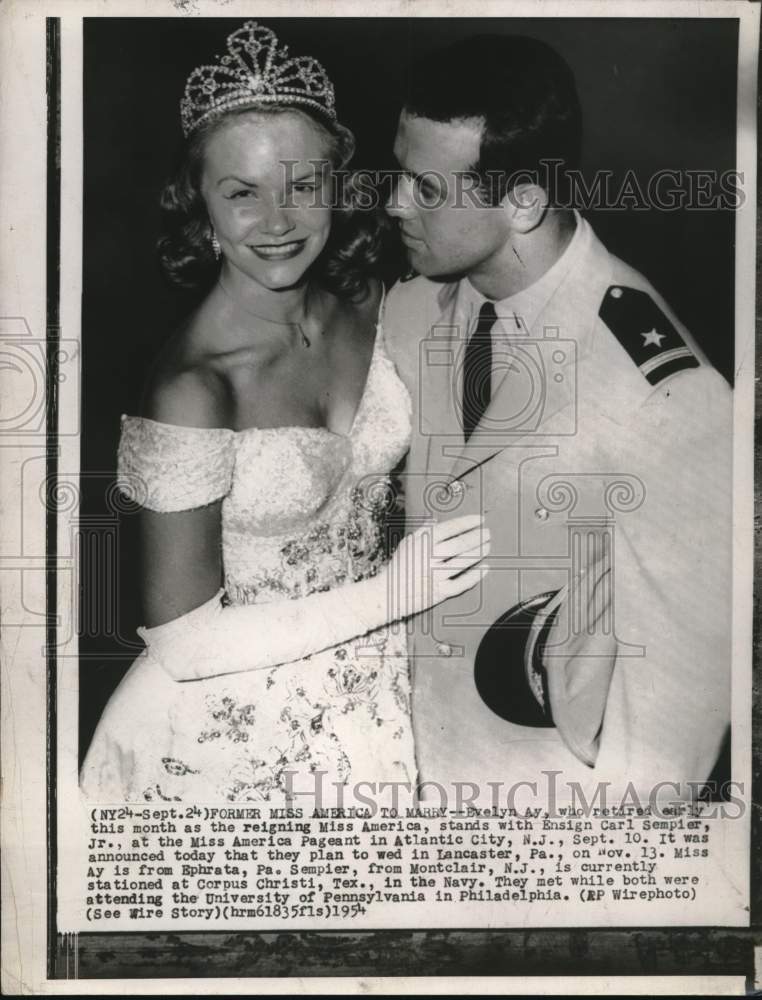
[80, 21, 488, 805]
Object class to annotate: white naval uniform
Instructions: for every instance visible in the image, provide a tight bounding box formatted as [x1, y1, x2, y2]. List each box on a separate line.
[384, 214, 732, 801]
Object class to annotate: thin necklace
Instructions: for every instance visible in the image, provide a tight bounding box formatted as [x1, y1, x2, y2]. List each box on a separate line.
[216, 278, 320, 348]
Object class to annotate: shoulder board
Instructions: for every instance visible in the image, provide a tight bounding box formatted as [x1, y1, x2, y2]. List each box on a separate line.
[599, 285, 699, 386]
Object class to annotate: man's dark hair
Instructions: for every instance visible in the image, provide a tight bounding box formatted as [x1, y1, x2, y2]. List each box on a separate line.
[404, 34, 582, 205]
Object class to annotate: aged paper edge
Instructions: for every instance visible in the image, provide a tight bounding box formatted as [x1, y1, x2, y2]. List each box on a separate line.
[0, 0, 759, 994]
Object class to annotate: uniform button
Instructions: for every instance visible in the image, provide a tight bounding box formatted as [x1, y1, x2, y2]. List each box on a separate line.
[436, 642, 453, 657]
[449, 481, 466, 498]
[610, 287, 623, 299]
[534, 507, 549, 522]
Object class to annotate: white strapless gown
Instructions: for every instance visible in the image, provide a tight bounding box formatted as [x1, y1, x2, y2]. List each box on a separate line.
[80, 325, 417, 803]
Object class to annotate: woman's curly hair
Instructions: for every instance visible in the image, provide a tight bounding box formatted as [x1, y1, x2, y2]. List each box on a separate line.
[157, 105, 391, 302]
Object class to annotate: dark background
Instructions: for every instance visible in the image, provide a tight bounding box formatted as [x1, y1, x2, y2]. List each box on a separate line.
[79, 16, 739, 761]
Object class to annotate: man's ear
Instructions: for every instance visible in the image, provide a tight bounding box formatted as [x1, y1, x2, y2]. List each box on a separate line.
[502, 182, 548, 233]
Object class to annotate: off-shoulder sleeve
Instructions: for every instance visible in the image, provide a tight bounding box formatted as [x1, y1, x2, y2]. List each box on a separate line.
[117, 415, 236, 513]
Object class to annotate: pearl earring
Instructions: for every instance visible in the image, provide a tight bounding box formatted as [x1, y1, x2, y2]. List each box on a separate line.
[210, 231, 222, 260]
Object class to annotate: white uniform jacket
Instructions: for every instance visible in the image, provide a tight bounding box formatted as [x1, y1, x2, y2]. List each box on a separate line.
[384, 215, 732, 802]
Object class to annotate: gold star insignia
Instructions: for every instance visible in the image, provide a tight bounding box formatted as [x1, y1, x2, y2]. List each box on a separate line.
[641, 328, 666, 348]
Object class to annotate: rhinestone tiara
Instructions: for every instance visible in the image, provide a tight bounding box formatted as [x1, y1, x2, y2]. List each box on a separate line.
[180, 21, 337, 137]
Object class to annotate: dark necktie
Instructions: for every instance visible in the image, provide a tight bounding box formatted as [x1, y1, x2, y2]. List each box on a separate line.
[462, 301, 497, 441]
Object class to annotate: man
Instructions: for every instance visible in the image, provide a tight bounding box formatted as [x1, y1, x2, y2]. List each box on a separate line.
[383, 35, 732, 802]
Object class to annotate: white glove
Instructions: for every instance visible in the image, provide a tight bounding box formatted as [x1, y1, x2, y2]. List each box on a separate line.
[139, 514, 489, 681]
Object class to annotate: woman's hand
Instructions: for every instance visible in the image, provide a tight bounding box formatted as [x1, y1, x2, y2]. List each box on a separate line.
[382, 514, 490, 619]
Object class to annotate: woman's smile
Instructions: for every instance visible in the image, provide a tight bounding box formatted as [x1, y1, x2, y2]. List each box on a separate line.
[249, 238, 309, 261]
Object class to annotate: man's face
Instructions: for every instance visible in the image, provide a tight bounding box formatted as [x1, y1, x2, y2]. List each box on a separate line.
[387, 111, 512, 281]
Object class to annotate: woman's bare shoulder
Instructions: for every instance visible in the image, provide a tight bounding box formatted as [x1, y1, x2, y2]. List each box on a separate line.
[142, 366, 226, 428]
[142, 312, 231, 429]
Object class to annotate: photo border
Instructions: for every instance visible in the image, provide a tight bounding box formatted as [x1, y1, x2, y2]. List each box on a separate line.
[13, 0, 759, 990]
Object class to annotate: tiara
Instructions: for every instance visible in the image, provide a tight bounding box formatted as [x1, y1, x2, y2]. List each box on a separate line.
[180, 21, 337, 137]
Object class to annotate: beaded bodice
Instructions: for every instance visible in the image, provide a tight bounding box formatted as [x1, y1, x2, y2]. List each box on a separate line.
[117, 325, 411, 605]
